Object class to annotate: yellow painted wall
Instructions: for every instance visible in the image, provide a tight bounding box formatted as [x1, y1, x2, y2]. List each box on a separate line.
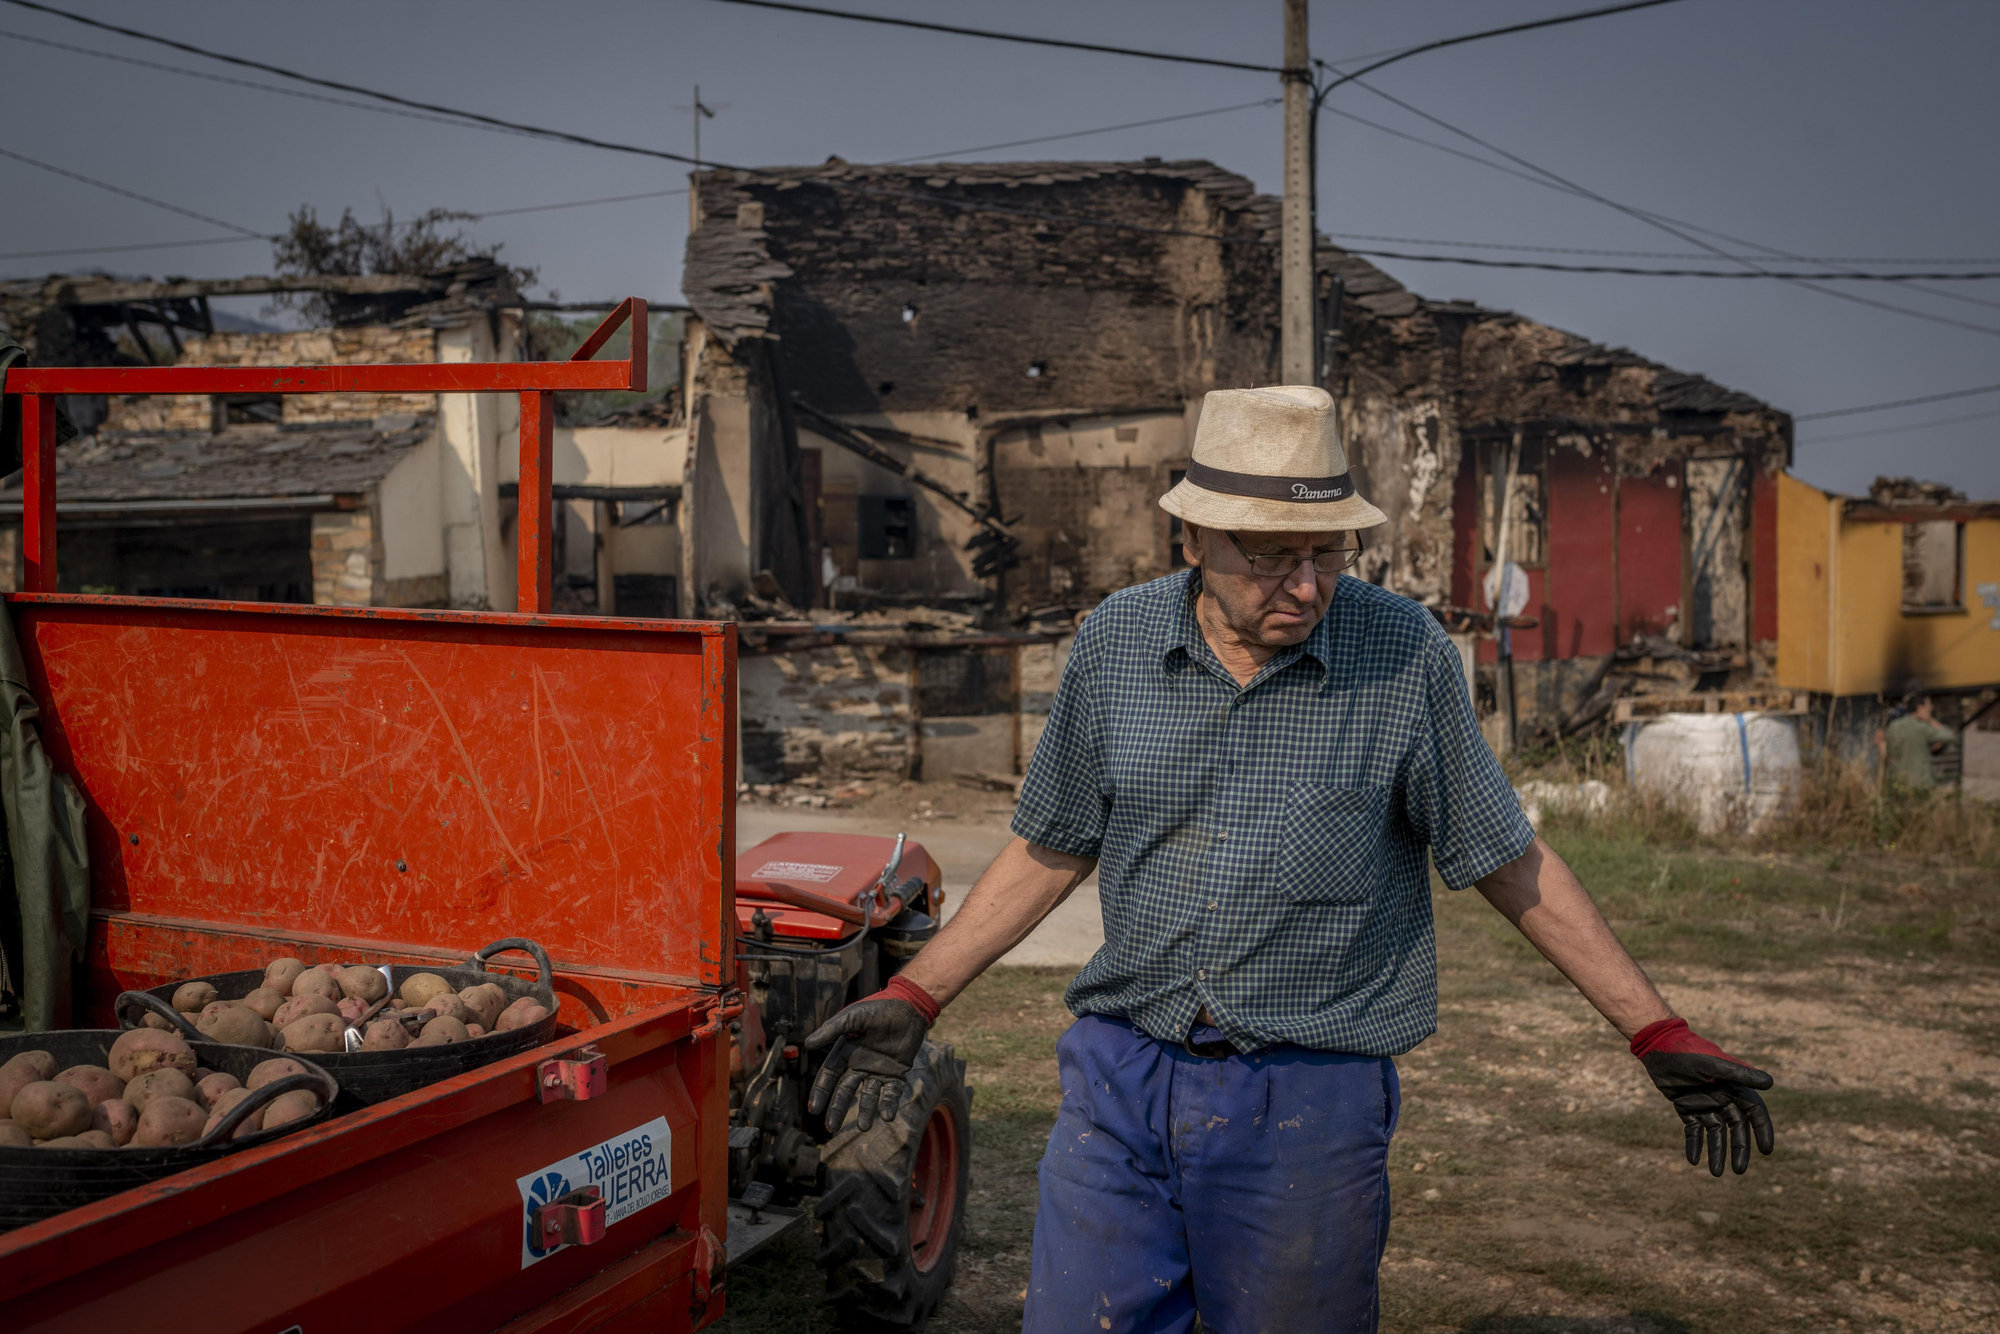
[1777, 472, 1834, 691]
[1778, 472, 2000, 694]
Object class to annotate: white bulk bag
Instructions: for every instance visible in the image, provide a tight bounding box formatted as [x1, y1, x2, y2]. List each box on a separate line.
[1622, 712, 1801, 834]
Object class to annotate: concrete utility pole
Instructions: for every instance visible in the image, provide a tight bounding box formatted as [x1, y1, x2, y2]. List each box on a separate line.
[1280, 0, 1314, 386]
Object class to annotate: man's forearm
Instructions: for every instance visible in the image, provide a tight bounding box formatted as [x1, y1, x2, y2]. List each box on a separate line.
[898, 836, 1096, 1007]
[1476, 837, 1672, 1039]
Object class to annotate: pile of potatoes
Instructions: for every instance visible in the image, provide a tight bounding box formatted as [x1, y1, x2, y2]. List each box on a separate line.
[143, 956, 552, 1056]
[0, 1032, 324, 1150]
[146, 956, 556, 1056]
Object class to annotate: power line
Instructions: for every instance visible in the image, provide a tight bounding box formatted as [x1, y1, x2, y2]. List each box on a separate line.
[697, 0, 1285, 73]
[1316, 0, 1687, 94]
[1794, 381, 2000, 422]
[888, 99, 1279, 164]
[1325, 230, 2000, 266]
[0, 145, 263, 236]
[1796, 404, 2000, 445]
[1329, 250, 2000, 280]
[0, 27, 555, 141]
[0, 234, 264, 262]
[1324, 70, 2000, 340]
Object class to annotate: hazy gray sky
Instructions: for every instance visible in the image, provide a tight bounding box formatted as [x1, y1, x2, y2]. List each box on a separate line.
[4, 1, 1997, 497]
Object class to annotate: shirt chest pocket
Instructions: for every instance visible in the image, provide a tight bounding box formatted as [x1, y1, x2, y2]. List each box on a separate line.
[1276, 782, 1392, 905]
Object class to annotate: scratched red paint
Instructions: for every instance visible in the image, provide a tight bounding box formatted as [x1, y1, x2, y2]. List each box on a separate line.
[12, 597, 732, 995]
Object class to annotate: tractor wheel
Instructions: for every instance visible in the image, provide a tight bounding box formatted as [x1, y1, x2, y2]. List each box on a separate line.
[815, 1038, 972, 1331]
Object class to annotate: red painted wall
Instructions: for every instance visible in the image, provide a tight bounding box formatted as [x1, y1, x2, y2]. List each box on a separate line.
[1618, 461, 1685, 644]
[1452, 444, 1689, 662]
[1545, 445, 1619, 659]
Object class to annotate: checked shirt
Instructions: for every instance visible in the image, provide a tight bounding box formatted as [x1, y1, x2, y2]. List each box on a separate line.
[1013, 568, 1533, 1056]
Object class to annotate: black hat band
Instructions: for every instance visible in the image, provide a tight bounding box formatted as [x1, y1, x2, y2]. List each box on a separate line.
[1184, 458, 1354, 503]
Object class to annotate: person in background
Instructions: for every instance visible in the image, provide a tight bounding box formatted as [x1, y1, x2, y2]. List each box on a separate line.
[1877, 691, 1956, 790]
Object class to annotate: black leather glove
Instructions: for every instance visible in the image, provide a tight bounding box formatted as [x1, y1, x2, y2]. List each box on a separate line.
[805, 990, 930, 1132]
[1632, 1018, 1775, 1176]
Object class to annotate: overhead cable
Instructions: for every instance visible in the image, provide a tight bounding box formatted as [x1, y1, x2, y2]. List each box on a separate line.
[698, 0, 1284, 73]
[1325, 230, 2000, 266]
[1793, 381, 2000, 422]
[1795, 405, 2000, 445]
[1315, 0, 1686, 94]
[0, 145, 264, 236]
[887, 99, 1280, 164]
[1323, 70, 2000, 340]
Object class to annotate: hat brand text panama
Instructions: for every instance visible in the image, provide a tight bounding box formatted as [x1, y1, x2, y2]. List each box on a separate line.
[1159, 385, 1387, 532]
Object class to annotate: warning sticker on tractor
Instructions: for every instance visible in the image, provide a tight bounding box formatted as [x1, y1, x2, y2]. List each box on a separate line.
[752, 860, 843, 883]
[516, 1116, 673, 1268]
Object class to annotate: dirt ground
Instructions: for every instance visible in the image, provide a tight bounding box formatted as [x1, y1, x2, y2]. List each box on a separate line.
[714, 808, 2000, 1334]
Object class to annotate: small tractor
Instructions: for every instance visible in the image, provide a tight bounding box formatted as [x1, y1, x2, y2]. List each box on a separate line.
[726, 829, 972, 1330]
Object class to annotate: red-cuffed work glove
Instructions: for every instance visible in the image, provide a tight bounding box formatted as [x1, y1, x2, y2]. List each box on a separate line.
[804, 974, 940, 1132]
[1632, 1017, 1776, 1176]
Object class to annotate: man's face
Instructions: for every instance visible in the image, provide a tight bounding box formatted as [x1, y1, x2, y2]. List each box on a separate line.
[1184, 523, 1350, 648]
[1914, 697, 1935, 721]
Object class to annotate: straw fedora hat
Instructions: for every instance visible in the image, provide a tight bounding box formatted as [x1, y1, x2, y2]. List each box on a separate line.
[1158, 385, 1386, 532]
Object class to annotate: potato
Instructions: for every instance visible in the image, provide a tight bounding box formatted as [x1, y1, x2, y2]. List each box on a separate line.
[172, 980, 219, 1013]
[466, 1024, 486, 1039]
[54, 1064, 124, 1108]
[0, 1120, 32, 1148]
[272, 994, 340, 1030]
[37, 1135, 91, 1149]
[133, 1095, 206, 1147]
[201, 1087, 263, 1141]
[458, 983, 507, 1029]
[124, 1067, 196, 1114]
[12, 1081, 91, 1139]
[240, 986, 288, 1021]
[336, 996, 370, 1024]
[418, 1015, 470, 1045]
[263, 957, 308, 992]
[291, 967, 344, 1003]
[194, 1071, 241, 1112]
[77, 1129, 118, 1150]
[337, 966, 388, 1004]
[496, 999, 551, 1032]
[198, 1003, 275, 1048]
[280, 1013, 345, 1054]
[246, 1057, 308, 1092]
[139, 1011, 178, 1032]
[91, 1099, 138, 1146]
[399, 972, 453, 1010]
[1, 1050, 59, 1116]
[359, 1018, 410, 1051]
[109, 1029, 196, 1083]
[260, 1089, 321, 1131]
[421, 992, 469, 1025]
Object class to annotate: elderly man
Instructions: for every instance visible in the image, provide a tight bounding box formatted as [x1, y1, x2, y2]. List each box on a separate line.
[807, 386, 1775, 1333]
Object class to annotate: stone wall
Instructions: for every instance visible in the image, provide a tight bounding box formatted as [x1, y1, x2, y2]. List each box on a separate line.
[310, 509, 380, 606]
[105, 326, 438, 433]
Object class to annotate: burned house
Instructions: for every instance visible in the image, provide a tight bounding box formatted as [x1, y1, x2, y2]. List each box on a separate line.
[678, 157, 1792, 774]
[0, 268, 685, 612]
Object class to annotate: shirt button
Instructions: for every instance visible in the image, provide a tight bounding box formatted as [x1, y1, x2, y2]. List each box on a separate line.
[1207, 901, 1218, 910]
[1197, 969, 1208, 981]
[1216, 831, 1229, 843]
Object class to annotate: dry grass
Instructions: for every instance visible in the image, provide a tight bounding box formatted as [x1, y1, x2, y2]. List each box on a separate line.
[717, 820, 2000, 1334]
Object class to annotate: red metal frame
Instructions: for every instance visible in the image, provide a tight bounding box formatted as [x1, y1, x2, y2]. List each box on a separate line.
[2, 296, 647, 614]
[0, 305, 751, 1331]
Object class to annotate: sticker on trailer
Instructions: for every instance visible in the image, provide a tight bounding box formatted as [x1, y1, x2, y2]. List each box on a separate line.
[516, 1116, 673, 1267]
[752, 860, 843, 883]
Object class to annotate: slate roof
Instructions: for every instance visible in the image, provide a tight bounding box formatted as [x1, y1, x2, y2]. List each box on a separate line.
[4, 415, 432, 504]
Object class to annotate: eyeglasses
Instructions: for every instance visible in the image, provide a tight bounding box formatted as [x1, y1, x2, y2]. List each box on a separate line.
[1225, 530, 1365, 578]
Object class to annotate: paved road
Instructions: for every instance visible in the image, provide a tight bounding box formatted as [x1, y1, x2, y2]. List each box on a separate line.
[737, 804, 1102, 967]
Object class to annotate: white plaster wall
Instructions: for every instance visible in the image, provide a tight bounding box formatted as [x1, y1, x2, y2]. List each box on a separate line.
[502, 426, 689, 488]
[436, 319, 510, 610]
[379, 434, 444, 581]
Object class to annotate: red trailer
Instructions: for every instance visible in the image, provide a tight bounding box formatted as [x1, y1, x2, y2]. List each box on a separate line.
[0, 304, 744, 1330]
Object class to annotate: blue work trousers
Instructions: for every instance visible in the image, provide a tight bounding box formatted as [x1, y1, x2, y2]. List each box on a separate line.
[1024, 1015, 1400, 1334]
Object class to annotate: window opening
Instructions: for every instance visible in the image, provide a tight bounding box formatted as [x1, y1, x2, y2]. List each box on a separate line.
[858, 495, 917, 559]
[215, 393, 283, 427]
[1479, 441, 1546, 569]
[1902, 521, 1963, 613]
